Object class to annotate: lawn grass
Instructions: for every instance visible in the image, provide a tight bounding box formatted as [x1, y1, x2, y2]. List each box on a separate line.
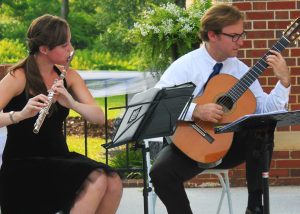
[67, 135, 106, 162]
[69, 95, 126, 119]
[67, 95, 129, 163]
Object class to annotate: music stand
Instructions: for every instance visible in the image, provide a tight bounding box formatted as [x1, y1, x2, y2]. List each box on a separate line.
[215, 110, 300, 214]
[104, 82, 196, 214]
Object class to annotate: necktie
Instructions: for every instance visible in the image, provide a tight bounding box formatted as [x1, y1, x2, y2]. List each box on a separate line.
[204, 63, 223, 89]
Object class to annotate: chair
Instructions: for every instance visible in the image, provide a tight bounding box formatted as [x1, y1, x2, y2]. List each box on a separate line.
[144, 138, 234, 214]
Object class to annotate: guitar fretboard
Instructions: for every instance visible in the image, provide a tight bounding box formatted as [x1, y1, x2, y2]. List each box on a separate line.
[226, 36, 291, 103]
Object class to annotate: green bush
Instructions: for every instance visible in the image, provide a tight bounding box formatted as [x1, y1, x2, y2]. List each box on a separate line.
[0, 39, 27, 63]
[128, 1, 212, 73]
[109, 146, 143, 178]
[71, 49, 140, 71]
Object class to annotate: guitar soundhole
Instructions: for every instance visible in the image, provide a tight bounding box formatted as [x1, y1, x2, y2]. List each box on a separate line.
[217, 95, 234, 112]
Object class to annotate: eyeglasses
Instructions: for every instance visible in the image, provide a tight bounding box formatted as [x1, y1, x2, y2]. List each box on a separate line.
[220, 31, 247, 42]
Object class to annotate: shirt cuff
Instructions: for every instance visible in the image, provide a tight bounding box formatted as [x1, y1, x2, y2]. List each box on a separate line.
[179, 102, 196, 121]
[276, 81, 290, 98]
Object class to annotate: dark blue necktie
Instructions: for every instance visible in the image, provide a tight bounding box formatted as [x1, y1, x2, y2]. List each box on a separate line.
[204, 63, 223, 89]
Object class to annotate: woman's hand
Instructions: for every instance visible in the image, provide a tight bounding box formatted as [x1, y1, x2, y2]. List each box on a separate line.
[51, 79, 76, 109]
[19, 94, 49, 120]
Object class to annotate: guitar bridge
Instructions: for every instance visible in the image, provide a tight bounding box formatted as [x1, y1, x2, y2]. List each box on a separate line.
[191, 123, 214, 144]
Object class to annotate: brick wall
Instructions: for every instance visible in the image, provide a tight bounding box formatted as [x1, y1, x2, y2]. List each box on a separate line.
[187, 0, 300, 188]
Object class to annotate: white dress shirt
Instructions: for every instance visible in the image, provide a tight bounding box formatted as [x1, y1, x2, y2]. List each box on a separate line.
[155, 45, 290, 121]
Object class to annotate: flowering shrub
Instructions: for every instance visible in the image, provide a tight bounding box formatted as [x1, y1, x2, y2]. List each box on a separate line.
[128, 0, 212, 73]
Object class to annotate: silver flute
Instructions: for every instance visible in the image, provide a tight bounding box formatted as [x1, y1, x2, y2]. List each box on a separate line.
[33, 51, 74, 134]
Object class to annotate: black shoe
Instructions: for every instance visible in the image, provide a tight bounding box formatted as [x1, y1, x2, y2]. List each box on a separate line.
[245, 206, 263, 214]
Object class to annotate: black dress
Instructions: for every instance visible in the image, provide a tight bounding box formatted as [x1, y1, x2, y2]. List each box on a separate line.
[0, 70, 114, 214]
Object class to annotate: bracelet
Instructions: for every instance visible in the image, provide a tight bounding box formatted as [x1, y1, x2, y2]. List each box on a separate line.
[9, 111, 18, 124]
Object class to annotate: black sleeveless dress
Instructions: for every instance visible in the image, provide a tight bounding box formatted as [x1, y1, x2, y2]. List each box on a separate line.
[0, 70, 114, 214]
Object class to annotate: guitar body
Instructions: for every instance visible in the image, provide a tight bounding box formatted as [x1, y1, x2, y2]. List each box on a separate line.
[172, 74, 256, 166]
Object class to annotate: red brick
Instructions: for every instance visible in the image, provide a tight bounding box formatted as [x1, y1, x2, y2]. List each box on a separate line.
[253, 2, 266, 10]
[244, 21, 252, 30]
[233, 2, 252, 11]
[275, 11, 289, 19]
[237, 51, 245, 59]
[291, 76, 297, 85]
[259, 77, 267, 86]
[272, 178, 300, 186]
[289, 95, 297, 103]
[240, 58, 252, 67]
[242, 40, 252, 49]
[291, 86, 300, 94]
[263, 86, 273, 94]
[267, 77, 278, 85]
[253, 21, 267, 29]
[291, 125, 300, 131]
[246, 11, 274, 20]
[268, 21, 292, 29]
[273, 151, 290, 159]
[291, 104, 300, 110]
[285, 58, 296, 66]
[254, 40, 267, 48]
[247, 30, 274, 39]
[291, 49, 300, 57]
[291, 169, 300, 176]
[277, 126, 291, 131]
[246, 49, 268, 58]
[276, 160, 300, 168]
[270, 168, 290, 177]
[267, 1, 296, 10]
[291, 151, 300, 159]
[267, 39, 279, 46]
[291, 67, 300, 75]
[290, 11, 300, 19]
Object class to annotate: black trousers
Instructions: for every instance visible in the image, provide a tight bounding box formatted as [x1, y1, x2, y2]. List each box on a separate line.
[149, 128, 274, 214]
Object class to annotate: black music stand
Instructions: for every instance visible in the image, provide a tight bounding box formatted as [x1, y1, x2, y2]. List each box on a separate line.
[104, 82, 195, 214]
[215, 110, 300, 214]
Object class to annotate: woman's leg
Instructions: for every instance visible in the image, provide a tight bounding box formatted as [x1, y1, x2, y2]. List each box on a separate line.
[70, 169, 108, 214]
[95, 172, 123, 214]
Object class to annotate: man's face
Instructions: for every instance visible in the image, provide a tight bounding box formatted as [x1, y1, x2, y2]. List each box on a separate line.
[212, 19, 245, 61]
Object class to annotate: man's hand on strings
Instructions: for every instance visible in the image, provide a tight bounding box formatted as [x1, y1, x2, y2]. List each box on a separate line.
[192, 103, 224, 123]
[266, 50, 290, 88]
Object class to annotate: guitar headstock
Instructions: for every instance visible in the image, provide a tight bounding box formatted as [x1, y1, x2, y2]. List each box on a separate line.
[283, 17, 300, 43]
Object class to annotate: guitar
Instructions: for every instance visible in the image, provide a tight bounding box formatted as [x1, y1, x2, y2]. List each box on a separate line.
[172, 18, 300, 167]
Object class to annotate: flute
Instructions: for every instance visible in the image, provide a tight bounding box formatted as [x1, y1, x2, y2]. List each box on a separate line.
[33, 51, 74, 134]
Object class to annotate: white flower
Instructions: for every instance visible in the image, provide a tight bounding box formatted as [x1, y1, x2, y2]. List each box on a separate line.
[163, 3, 181, 17]
[161, 19, 173, 35]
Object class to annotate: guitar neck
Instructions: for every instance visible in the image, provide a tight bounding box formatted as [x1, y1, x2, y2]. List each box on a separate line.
[227, 36, 291, 103]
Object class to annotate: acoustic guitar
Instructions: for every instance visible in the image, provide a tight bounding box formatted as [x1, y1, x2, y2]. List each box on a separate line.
[172, 18, 300, 167]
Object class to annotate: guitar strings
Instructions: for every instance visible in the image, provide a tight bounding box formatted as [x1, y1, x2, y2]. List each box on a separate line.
[216, 37, 290, 109]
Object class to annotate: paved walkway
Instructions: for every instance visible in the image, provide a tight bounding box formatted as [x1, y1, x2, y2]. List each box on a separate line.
[117, 186, 300, 214]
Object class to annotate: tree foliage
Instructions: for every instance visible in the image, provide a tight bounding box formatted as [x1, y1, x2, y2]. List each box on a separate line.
[0, 0, 200, 71]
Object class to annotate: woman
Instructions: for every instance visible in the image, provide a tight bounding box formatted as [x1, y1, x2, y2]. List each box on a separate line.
[0, 14, 122, 214]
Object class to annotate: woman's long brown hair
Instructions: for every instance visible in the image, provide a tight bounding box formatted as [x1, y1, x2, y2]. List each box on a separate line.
[8, 14, 69, 97]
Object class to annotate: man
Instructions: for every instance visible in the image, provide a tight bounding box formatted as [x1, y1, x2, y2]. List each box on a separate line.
[149, 3, 290, 214]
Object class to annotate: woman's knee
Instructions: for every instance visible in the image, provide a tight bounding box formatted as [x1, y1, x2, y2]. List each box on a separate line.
[106, 173, 123, 197]
[86, 170, 108, 191]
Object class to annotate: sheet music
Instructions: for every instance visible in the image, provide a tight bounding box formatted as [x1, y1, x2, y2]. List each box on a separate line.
[215, 110, 300, 133]
[112, 87, 160, 145]
[106, 82, 196, 148]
